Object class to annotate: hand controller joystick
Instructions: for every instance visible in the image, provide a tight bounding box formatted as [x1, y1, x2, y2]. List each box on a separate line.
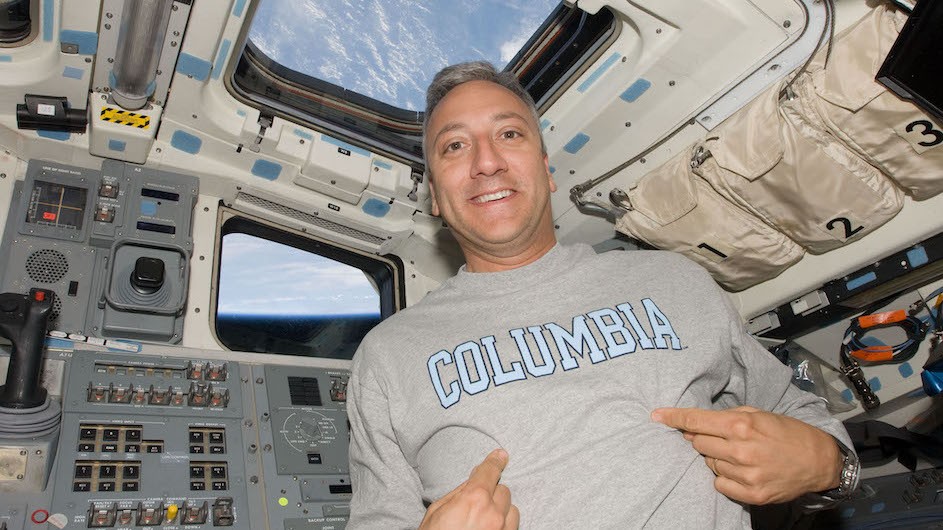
[0, 288, 54, 409]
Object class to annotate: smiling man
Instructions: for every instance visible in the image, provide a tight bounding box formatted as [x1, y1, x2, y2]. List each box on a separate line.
[346, 61, 858, 529]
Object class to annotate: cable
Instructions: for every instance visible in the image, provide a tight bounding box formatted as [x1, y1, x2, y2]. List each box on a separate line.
[843, 309, 929, 365]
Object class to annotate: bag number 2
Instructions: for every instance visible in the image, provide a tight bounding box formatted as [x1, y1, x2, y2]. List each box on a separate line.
[826, 217, 864, 239]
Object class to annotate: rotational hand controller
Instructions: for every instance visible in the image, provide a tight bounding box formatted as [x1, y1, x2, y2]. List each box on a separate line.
[0, 288, 54, 409]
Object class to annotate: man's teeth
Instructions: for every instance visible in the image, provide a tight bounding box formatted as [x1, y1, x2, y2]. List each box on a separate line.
[474, 190, 512, 203]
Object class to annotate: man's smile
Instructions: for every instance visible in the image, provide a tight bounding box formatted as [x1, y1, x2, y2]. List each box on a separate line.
[471, 188, 515, 204]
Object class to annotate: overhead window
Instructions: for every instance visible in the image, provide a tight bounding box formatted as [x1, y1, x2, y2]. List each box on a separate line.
[231, 1, 616, 164]
[214, 215, 402, 360]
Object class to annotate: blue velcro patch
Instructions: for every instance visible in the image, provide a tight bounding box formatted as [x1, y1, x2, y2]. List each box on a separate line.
[907, 246, 928, 268]
[251, 159, 282, 181]
[38, 130, 70, 141]
[141, 200, 157, 216]
[870, 502, 885, 514]
[540, 119, 551, 131]
[840, 389, 853, 403]
[62, 66, 84, 79]
[176, 53, 212, 81]
[578, 53, 620, 93]
[293, 129, 314, 140]
[108, 139, 126, 152]
[60, 30, 98, 54]
[373, 159, 392, 170]
[233, 0, 248, 16]
[846, 271, 877, 291]
[563, 133, 590, 154]
[620, 79, 652, 103]
[362, 198, 391, 217]
[170, 130, 202, 154]
[43, 0, 53, 41]
[212, 39, 231, 80]
[899, 362, 913, 378]
[0, 55, 11, 62]
[868, 377, 882, 392]
[321, 134, 369, 157]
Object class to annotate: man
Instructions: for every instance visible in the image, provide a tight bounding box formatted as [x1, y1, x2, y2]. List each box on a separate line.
[346, 61, 857, 529]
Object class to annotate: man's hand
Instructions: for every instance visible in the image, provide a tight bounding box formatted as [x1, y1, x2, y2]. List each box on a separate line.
[419, 449, 519, 530]
[651, 406, 841, 505]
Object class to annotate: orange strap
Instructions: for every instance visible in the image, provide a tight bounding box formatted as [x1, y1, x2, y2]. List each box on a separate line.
[849, 346, 895, 362]
[858, 309, 907, 328]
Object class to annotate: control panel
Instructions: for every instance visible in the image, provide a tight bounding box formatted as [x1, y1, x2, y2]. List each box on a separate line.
[0, 159, 198, 344]
[813, 466, 943, 529]
[0, 348, 352, 530]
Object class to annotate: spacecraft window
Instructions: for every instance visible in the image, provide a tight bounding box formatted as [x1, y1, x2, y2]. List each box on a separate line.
[231, 1, 615, 162]
[214, 220, 401, 359]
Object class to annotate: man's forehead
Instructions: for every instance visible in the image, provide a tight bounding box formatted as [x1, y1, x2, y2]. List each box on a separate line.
[429, 81, 535, 132]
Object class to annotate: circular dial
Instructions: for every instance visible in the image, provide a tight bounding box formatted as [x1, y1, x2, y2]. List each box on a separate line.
[280, 411, 339, 452]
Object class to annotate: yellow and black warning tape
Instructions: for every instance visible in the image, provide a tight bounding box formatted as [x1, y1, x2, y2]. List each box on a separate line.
[100, 107, 151, 129]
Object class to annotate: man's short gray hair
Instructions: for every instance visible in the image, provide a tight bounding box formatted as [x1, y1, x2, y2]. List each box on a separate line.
[423, 61, 546, 167]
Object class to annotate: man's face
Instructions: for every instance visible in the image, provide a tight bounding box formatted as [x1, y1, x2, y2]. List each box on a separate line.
[425, 80, 557, 270]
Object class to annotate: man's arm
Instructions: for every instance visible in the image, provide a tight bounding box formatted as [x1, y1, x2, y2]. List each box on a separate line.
[347, 363, 426, 529]
[653, 271, 856, 505]
[651, 406, 845, 505]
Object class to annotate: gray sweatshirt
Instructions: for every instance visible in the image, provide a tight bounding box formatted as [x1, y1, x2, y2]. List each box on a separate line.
[347, 244, 851, 529]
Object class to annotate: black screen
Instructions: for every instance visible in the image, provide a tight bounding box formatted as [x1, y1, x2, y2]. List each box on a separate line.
[877, 0, 943, 122]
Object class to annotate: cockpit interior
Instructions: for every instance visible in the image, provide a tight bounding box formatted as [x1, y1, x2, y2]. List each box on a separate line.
[0, 0, 941, 528]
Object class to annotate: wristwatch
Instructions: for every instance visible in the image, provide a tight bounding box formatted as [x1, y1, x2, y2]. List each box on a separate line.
[819, 438, 860, 501]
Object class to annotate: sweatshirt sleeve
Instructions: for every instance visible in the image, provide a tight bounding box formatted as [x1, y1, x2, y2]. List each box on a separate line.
[708, 278, 858, 508]
[346, 345, 426, 529]
[719, 293, 853, 451]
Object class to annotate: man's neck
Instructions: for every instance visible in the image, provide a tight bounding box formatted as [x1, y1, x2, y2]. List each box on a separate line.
[462, 238, 557, 273]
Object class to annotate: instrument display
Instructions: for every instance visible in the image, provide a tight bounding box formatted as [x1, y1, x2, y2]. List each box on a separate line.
[25, 179, 89, 230]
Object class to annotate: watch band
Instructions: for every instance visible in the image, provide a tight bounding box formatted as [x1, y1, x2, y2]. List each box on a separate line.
[820, 438, 861, 501]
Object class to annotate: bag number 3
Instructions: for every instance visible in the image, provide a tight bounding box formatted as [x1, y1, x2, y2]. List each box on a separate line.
[899, 119, 943, 154]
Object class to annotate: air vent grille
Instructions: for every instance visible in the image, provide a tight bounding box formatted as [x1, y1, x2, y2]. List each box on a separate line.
[26, 249, 69, 283]
[236, 193, 385, 246]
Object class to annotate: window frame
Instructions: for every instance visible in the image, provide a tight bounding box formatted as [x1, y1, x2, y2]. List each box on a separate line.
[226, 2, 618, 167]
[211, 206, 404, 358]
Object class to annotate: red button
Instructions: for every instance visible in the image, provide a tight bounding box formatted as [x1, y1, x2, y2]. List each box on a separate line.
[34, 291, 46, 301]
[42, 211, 57, 221]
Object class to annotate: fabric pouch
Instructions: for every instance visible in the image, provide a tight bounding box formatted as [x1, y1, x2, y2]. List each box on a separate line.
[801, 4, 943, 200]
[691, 81, 903, 254]
[613, 148, 804, 291]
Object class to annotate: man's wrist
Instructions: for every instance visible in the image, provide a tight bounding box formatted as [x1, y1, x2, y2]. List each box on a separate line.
[817, 438, 860, 501]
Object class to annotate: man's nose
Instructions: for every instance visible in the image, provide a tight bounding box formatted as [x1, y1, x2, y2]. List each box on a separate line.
[471, 139, 507, 178]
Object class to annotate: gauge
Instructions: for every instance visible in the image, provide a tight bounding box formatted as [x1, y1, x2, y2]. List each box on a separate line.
[25, 180, 89, 230]
[279, 411, 339, 453]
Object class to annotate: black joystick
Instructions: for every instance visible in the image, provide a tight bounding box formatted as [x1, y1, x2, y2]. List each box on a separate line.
[0, 288, 54, 409]
[130, 256, 165, 295]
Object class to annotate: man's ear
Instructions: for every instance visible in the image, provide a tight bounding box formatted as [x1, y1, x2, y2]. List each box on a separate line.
[428, 178, 440, 216]
[544, 155, 557, 193]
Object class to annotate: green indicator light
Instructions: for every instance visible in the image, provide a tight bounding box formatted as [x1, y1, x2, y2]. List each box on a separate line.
[278, 497, 289, 507]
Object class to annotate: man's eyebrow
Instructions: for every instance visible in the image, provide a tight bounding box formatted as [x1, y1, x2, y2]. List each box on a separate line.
[432, 111, 532, 146]
[492, 111, 529, 124]
[431, 121, 466, 147]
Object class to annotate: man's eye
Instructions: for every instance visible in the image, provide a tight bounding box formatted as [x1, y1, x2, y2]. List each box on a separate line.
[502, 130, 521, 139]
[445, 141, 462, 152]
